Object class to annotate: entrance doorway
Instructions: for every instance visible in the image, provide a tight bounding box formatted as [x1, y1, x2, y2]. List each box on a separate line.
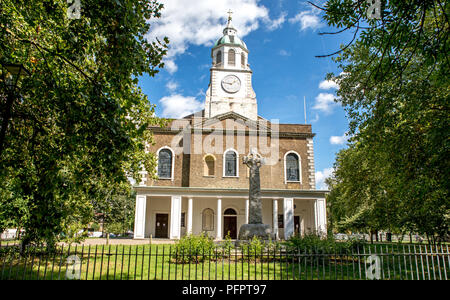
[223, 208, 237, 239]
[155, 213, 169, 238]
[294, 216, 301, 236]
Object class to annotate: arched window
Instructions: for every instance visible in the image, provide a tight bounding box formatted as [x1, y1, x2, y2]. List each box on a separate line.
[202, 208, 214, 231]
[157, 148, 173, 179]
[241, 53, 246, 68]
[216, 50, 222, 65]
[228, 49, 235, 66]
[224, 208, 237, 215]
[204, 155, 215, 176]
[224, 149, 238, 177]
[285, 152, 300, 182]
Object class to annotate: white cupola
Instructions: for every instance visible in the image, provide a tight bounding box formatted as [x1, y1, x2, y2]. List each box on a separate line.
[204, 11, 257, 120]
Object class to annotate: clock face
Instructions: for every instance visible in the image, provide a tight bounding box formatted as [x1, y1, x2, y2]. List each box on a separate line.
[221, 75, 241, 93]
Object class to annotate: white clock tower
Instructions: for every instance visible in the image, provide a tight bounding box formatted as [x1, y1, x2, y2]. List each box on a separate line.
[204, 12, 257, 120]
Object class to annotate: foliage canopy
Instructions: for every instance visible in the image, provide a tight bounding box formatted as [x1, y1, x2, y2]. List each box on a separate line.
[0, 0, 168, 246]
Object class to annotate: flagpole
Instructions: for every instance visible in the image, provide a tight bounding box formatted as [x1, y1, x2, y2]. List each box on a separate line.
[304, 96, 307, 124]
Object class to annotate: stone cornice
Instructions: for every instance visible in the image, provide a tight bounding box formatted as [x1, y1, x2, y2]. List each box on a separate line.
[149, 127, 316, 138]
[210, 67, 252, 74]
[133, 185, 328, 199]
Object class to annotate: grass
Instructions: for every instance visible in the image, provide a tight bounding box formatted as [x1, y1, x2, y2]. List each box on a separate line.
[0, 243, 448, 280]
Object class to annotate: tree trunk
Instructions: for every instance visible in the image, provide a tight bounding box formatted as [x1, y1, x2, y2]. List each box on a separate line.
[0, 92, 15, 157]
[386, 232, 392, 242]
[20, 235, 31, 255]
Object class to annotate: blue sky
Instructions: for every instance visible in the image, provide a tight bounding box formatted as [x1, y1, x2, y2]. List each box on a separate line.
[138, 0, 353, 189]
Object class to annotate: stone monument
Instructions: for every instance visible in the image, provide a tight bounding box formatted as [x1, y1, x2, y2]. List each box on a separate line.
[238, 148, 274, 240]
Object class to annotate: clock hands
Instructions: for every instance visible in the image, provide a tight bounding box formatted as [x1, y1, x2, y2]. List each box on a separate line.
[221, 75, 240, 92]
[223, 79, 238, 85]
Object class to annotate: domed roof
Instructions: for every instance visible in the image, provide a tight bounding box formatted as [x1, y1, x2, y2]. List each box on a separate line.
[212, 13, 248, 51]
[214, 34, 247, 50]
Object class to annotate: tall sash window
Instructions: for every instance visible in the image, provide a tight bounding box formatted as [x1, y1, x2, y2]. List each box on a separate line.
[157, 149, 173, 179]
[224, 151, 237, 176]
[286, 153, 300, 182]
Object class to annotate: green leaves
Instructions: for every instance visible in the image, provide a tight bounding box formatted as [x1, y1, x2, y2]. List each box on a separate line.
[322, 1, 449, 239]
[0, 0, 168, 246]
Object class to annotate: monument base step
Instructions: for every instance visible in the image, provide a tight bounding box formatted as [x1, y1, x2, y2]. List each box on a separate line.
[238, 224, 274, 241]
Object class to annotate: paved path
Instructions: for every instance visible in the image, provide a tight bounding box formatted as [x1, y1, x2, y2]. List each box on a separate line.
[59, 238, 176, 246]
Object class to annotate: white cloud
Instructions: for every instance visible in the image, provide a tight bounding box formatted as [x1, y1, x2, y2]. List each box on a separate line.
[279, 49, 291, 56]
[312, 93, 338, 114]
[159, 94, 204, 119]
[330, 133, 348, 145]
[267, 12, 287, 31]
[319, 79, 339, 90]
[166, 81, 178, 92]
[164, 60, 178, 74]
[289, 7, 324, 31]
[310, 113, 319, 123]
[147, 0, 282, 73]
[315, 167, 333, 190]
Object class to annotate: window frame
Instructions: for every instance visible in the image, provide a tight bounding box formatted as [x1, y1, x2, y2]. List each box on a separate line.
[278, 214, 284, 229]
[228, 48, 236, 66]
[223, 148, 239, 178]
[180, 212, 186, 228]
[284, 150, 301, 183]
[223, 208, 237, 215]
[156, 146, 175, 181]
[216, 50, 222, 66]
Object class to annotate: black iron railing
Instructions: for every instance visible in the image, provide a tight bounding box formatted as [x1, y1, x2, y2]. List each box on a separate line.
[0, 242, 448, 280]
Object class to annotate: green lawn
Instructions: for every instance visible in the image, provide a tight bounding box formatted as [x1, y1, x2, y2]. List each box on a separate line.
[1, 243, 448, 280]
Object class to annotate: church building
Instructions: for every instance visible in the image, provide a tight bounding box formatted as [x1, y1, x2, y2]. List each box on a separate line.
[133, 15, 327, 241]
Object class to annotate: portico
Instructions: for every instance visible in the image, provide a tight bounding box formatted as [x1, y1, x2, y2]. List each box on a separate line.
[133, 186, 327, 240]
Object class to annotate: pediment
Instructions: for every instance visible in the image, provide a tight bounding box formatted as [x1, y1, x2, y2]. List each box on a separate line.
[192, 111, 271, 131]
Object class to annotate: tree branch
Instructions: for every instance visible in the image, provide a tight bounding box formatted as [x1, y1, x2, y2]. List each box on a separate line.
[5, 28, 97, 86]
[315, 26, 360, 58]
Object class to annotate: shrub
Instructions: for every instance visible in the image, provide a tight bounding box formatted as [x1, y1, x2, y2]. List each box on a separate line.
[283, 233, 368, 256]
[105, 223, 125, 236]
[343, 236, 367, 252]
[220, 232, 235, 256]
[172, 233, 215, 263]
[240, 236, 265, 258]
[90, 223, 100, 232]
[283, 233, 337, 253]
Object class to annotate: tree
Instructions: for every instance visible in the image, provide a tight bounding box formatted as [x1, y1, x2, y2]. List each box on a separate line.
[325, 143, 401, 237]
[0, 0, 168, 248]
[91, 182, 136, 242]
[319, 0, 449, 241]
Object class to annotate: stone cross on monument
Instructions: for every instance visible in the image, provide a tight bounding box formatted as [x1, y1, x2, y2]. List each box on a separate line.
[244, 148, 263, 224]
[238, 148, 273, 240]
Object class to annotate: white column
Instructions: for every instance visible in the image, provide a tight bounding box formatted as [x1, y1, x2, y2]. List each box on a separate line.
[283, 198, 294, 240]
[187, 198, 193, 235]
[216, 198, 222, 240]
[273, 199, 278, 240]
[245, 199, 249, 224]
[314, 198, 327, 237]
[133, 194, 147, 239]
[170, 196, 182, 239]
